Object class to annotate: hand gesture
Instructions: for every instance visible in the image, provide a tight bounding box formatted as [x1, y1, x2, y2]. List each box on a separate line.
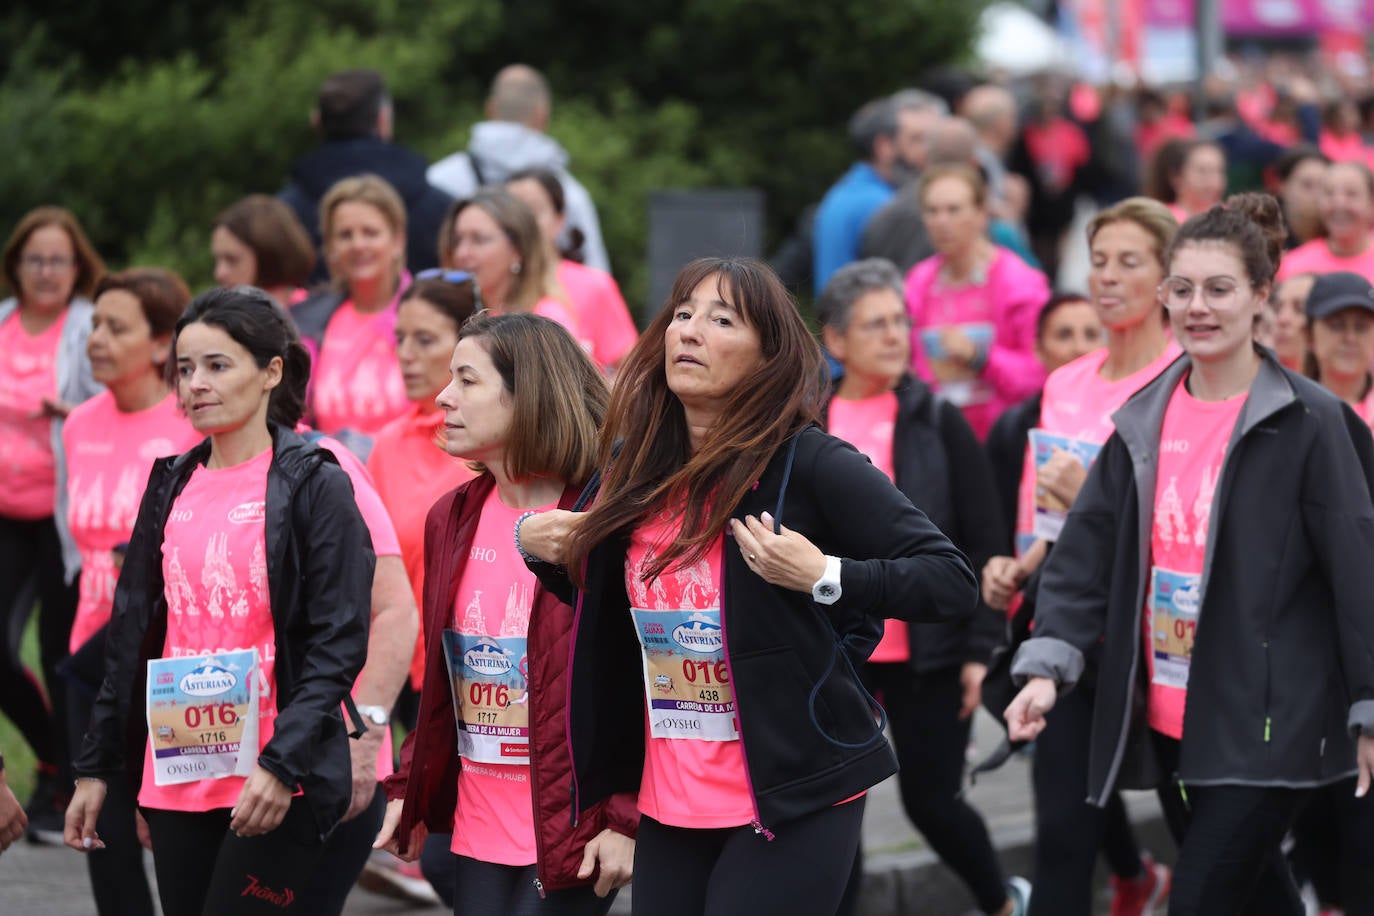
[730, 512, 827, 594]
[1004, 677, 1057, 742]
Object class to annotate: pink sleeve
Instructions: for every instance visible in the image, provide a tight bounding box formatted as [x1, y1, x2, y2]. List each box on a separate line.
[590, 272, 639, 367]
[319, 436, 402, 556]
[982, 255, 1048, 403]
[904, 259, 940, 385]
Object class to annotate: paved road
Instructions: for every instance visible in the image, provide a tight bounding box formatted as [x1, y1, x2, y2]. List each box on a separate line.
[0, 712, 1167, 914]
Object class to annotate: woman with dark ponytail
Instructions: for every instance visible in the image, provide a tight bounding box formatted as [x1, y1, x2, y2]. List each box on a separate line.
[1006, 195, 1374, 915]
[64, 286, 376, 916]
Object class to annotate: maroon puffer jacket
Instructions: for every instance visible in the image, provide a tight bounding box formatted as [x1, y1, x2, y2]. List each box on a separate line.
[383, 473, 638, 890]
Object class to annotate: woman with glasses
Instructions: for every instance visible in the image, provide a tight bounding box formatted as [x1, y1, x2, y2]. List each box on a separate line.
[1007, 194, 1374, 915]
[905, 164, 1049, 440]
[439, 189, 586, 350]
[291, 175, 412, 459]
[0, 206, 106, 842]
[818, 259, 1027, 916]
[984, 199, 1180, 916]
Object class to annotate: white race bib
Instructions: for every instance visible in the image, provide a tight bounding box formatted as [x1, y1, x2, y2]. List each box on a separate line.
[442, 631, 530, 765]
[146, 649, 259, 786]
[631, 608, 737, 741]
[1149, 567, 1201, 690]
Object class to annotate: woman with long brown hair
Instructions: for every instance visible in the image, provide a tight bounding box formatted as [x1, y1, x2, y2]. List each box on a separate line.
[518, 257, 977, 916]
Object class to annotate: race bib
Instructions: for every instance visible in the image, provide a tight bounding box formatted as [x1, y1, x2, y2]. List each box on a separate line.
[442, 631, 529, 765]
[922, 322, 995, 407]
[1028, 429, 1103, 541]
[1149, 567, 1200, 690]
[146, 649, 259, 786]
[631, 608, 737, 741]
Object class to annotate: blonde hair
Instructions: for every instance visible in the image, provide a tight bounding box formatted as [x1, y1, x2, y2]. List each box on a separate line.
[1086, 197, 1179, 270]
[318, 174, 407, 285]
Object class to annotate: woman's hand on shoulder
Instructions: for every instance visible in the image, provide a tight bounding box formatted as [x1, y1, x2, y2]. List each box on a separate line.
[730, 511, 827, 594]
[517, 509, 585, 566]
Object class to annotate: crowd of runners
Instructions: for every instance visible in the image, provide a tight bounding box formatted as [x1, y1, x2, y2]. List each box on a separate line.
[2, 52, 1374, 916]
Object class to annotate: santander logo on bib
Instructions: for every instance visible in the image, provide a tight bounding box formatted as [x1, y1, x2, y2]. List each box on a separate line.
[229, 501, 266, 524]
[463, 639, 513, 676]
[179, 662, 238, 697]
[672, 614, 723, 654]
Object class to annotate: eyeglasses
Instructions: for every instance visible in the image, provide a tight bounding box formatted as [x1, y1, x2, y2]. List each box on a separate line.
[851, 314, 913, 336]
[414, 269, 483, 311]
[20, 255, 74, 274]
[1157, 276, 1251, 312]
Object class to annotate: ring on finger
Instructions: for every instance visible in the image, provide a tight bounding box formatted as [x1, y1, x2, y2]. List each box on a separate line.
[748, 553, 757, 561]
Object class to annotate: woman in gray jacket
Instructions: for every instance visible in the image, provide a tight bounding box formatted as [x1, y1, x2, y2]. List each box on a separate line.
[0, 206, 104, 840]
[1006, 194, 1374, 916]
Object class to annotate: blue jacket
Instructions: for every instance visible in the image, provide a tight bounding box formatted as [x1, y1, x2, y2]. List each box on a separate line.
[812, 163, 894, 293]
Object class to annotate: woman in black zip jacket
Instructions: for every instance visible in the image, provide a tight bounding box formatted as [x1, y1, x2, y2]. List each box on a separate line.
[817, 258, 1027, 916]
[64, 287, 375, 916]
[1006, 195, 1374, 916]
[517, 257, 978, 916]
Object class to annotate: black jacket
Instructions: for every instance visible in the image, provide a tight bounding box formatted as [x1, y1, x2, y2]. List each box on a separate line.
[539, 425, 978, 832]
[279, 137, 455, 282]
[985, 391, 1041, 552]
[74, 427, 375, 838]
[1013, 350, 1374, 803]
[822, 377, 1007, 672]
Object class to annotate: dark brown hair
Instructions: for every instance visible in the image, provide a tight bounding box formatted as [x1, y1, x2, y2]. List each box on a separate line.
[213, 195, 317, 290]
[1, 206, 105, 301]
[567, 258, 825, 582]
[400, 277, 480, 333]
[94, 268, 192, 338]
[1166, 193, 1286, 292]
[1144, 138, 1223, 205]
[456, 312, 607, 484]
[918, 163, 988, 209]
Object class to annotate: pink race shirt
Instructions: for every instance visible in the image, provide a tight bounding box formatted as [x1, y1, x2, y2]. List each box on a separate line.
[1277, 238, 1374, 285]
[312, 302, 409, 437]
[827, 392, 909, 663]
[1145, 379, 1245, 740]
[448, 488, 556, 866]
[557, 260, 638, 369]
[0, 310, 67, 519]
[627, 517, 754, 828]
[64, 391, 199, 653]
[1350, 385, 1374, 429]
[140, 447, 277, 812]
[368, 406, 478, 689]
[531, 296, 592, 356]
[1015, 343, 1182, 554]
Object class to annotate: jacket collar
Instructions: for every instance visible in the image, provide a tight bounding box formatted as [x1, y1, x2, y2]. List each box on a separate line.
[1111, 346, 1296, 465]
[166, 424, 327, 484]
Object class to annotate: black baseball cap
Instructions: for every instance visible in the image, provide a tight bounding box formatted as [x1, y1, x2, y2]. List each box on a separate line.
[1306, 271, 1374, 321]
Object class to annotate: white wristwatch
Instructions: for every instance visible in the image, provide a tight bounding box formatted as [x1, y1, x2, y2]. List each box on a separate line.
[355, 705, 390, 727]
[811, 555, 843, 605]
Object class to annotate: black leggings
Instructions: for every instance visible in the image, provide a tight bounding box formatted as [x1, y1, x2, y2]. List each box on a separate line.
[633, 798, 866, 916]
[857, 663, 1008, 913]
[1027, 683, 1146, 916]
[422, 833, 458, 907]
[1289, 777, 1374, 915]
[301, 783, 386, 915]
[451, 854, 615, 916]
[64, 639, 155, 916]
[143, 797, 325, 916]
[0, 513, 78, 781]
[1154, 733, 1307, 916]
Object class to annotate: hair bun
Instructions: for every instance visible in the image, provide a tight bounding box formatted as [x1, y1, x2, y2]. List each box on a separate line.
[1225, 192, 1286, 278]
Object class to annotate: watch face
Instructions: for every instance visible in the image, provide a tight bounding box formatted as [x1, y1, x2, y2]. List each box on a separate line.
[819, 585, 836, 597]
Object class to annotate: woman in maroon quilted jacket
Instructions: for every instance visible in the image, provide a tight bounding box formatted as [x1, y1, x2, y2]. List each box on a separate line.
[374, 311, 636, 914]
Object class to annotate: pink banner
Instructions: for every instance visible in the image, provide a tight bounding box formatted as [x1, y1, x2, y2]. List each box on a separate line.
[1144, 0, 1194, 28]
[1223, 0, 1374, 33]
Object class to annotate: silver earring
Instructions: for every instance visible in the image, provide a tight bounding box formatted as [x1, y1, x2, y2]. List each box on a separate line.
[511, 262, 522, 275]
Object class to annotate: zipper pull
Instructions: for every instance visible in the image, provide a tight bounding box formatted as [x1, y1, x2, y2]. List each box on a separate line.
[569, 782, 578, 827]
[533, 877, 546, 899]
[1264, 716, 1272, 744]
[751, 819, 775, 842]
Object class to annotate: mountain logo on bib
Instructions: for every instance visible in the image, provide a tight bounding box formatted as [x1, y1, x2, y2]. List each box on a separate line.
[1172, 584, 1199, 615]
[463, 639, 513, 676]
[179, 662, 238, 697]
[229, 501, 266, 524]
[672, 614, 722, 654]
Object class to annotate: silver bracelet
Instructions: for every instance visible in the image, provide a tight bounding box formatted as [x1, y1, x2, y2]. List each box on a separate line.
[514, 510, 541, 563]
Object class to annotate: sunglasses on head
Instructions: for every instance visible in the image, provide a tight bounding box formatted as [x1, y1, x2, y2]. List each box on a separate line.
[414, 269, 484, 311]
